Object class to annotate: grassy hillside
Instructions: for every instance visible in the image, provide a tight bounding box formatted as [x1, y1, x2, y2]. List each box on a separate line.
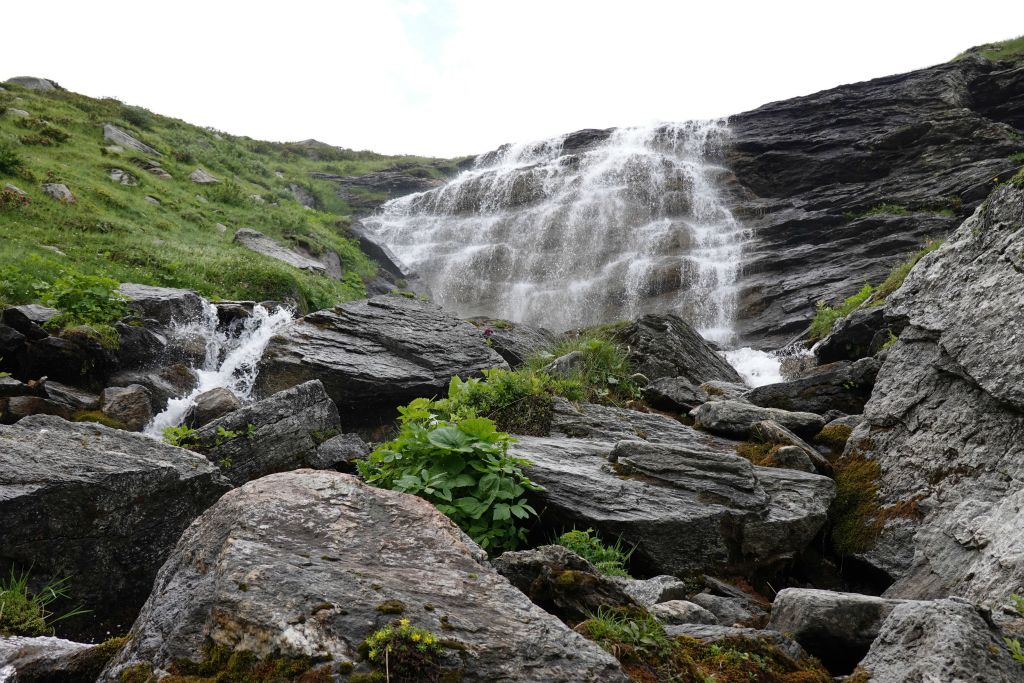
[955, 35, 1024, 62]
[0, 79, 459, 312]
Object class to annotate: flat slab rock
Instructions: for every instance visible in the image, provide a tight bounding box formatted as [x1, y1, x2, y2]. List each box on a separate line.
[100, 470, 626, 682]
[610, 314, 742, 385]
[0, 415, 230, 640]
[691, 399, 825, 439]
[232, 228, 328, 275]
[256, 295, 508, 427]
[512, 435, 834, 576]
[0, 636, 114, 681]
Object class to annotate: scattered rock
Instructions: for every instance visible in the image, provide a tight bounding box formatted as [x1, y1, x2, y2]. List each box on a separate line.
[189, 167, 219, 184]
[689, 592, 768, 628]
[856, 598, 1023, 682]
[131, 157, 171, 178]
[3, 183, 27, 197]
[108, 168, 137, 185]
[143, 195, 160, 205]
[256, 295, 507, 428]
[610, 314, 742, 385]
[182, 387, 241, 428]
[41, 183, 74, 203]
[44, 381, 100, 411]
[691, 399, 825, 439]
[5, 108, 30, 118]
[614, 575, 693, 607]
[0, 415, 230, 640]
[492, 545, 635, 624]
[191, 380, 342, 486]
[0, 324, 26, 359]
[309, 432, 370, 470]
[6, 77, 57, 91]
[232, 228, 328, 274]
[118, 283, 207, 326]
[99, 470, 628, 682]
[642, 377, 709, 412]
[99, 384, 153, 431]
[288, 183, 318, 209]
[742, 357, 880, 415]
[700, 380, 750, 400]
[0, 395, 72, 424]
[214, 222, 227, 234]
[650, 600, 719, 625]
[468, 318, 556, 368]
[102, 124, 160, 156]
[749, 420, 833, 475]
[768, 445, 816, 473]
[107, 365, 196, 411]
[767, 588, 910, 673]
[0, 375, 25, 397]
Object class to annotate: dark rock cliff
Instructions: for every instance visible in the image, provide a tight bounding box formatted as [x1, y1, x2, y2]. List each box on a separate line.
[725, 55, 1024, 347]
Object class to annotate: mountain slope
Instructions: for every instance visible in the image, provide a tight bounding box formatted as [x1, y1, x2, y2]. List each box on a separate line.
[0, 79, 460, 312]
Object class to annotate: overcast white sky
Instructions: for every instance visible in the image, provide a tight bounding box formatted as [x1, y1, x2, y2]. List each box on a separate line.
[4, 1, 1022, 157]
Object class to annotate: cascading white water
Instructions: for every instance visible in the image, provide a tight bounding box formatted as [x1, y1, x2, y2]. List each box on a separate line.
[145, 304, 294, 437]
[365, 120, 747, 344]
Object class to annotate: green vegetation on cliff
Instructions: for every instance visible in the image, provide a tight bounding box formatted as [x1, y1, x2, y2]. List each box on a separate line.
[956, 35, 1024, 62]
[0, 79, 454, 312]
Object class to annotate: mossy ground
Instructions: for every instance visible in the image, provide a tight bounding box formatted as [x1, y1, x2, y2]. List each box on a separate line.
[0, 80, 456, 312]
[119, 644, 332, 683]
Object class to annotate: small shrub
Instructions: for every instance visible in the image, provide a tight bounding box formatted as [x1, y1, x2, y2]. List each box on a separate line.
[808, 283, 874, 340]
[15, 117, 70, 145]
[163, 424, 199, 448]
[0, 569, 88, 636]
[527, 334, 637, 406]
[204, 179, 248, 206]
[357, 405, 541, 553]
[120, 105, 153, 129]
[0, 142, 23, 175]
[1009, 151, 1024, 164]
[363, 619, 444, 683]
[556, 528, 633, 577]
[37, 272, 128, 331]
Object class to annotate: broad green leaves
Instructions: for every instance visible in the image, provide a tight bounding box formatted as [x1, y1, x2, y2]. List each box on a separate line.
[357, 407, 543, 554]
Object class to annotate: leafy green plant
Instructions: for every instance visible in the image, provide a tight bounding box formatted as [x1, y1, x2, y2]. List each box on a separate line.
[0, 569, 89, 636]
[357, 403, 541, 553]
[163, 424, 199, 447]
[37, 271, 128, 329]
[1005, 594, 1024, 664]
[364, 618, 444, 683]
[556, 528, 633, 577]
[1009, 151, 1024, 164]
[445, 369, 575, 435]
[577, 607, 671, 658]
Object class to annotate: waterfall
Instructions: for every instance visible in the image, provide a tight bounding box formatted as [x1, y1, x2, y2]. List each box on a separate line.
[144, 304, 294, 437]
[364, 120, 748, 345]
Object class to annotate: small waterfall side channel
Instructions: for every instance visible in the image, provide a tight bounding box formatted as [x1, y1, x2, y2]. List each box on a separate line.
[365, 121, 784, 385]
[144, 304, 294, 437]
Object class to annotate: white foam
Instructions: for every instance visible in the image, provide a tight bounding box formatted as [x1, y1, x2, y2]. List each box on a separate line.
[723, 347, 784, 388]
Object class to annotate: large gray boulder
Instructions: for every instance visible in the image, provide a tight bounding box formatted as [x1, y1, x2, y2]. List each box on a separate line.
[642, 377, 709, 412]
[190, 380, 342, 486]
[855, 598, 1023, 682]
[5, 77, 57, 91]
[41, 183, 74, 204]
[118, 283, 207, 326]
[849, 185, 1024, 606]
[610, 314, 742, 385]
[99, 471, 627, 682]
[102, 124, 160, 156]
[99, 384, 153, 431]
[513, 436, 834, 576]
[767, 588, 910, 673]
[256, 295, 508, 428]
[181, 387, 240, 428]
[232, 228, 327, 274]
[742, 357, 880, 415]
[691, 399, 825, 439]
[0, 416, 230, 640]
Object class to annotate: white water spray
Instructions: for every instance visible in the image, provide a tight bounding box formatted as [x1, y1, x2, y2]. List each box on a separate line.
[365, 121, 748, 345]
[145, 304, 294, 436]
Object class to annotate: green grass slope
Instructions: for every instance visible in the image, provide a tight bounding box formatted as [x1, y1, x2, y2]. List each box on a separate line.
[955, 35, 1024, 62]
[0, 79, 458, 312]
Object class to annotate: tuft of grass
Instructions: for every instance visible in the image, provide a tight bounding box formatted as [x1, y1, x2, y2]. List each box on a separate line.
[808, 283, 874, 340]
[829, 451, 883, 557]
[527, 333, 639, 406]
[1011, 167, 1024, 188]
[0, 569, 89, 637]
[813, 424, 853, 452]
[735, 440, 784, 467]
[556, 528, 633, 577]
[873, 239, 944, 301]
[72, 410, 127, 430]
[1009, 151, 1024, 165]
[955, 35, 1024, 62]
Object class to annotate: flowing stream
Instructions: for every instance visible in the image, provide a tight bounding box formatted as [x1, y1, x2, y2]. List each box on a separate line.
[366, 120, 782, 384]
[144, 304, 294, 437]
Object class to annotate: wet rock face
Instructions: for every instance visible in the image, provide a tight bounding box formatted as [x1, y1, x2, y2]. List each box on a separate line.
[856, 598, 1024, 682]
[255, 295, 508, 429]
[850, 185, 1024, 606]
[742, 357, 880, 415]
[0, 416, 230, 640]
[100, 471, 627, 683]
[728, 57, 1024, 346]
[690, 399, 825, 439]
